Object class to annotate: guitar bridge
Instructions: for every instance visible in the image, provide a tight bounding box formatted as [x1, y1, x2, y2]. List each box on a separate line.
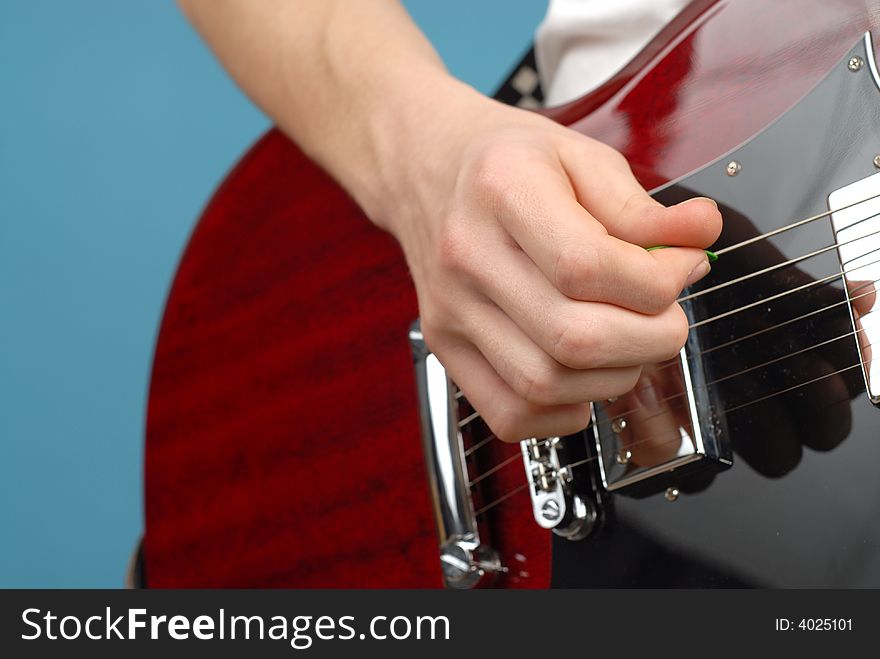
[520, 438, 597, 540]
[410, 323, 600, 588]
[409, 324, 504, 588]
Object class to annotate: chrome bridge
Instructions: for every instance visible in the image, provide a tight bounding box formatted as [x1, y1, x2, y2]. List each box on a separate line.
[520, 438, 596, 539]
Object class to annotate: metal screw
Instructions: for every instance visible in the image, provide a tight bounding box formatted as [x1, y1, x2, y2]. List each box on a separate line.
[665, 487, 680, 502]
[848, 56, 865, 72]
[873, 155, 880, 169]
[611, 417, 627, 434]
[541, 499, 561, 521]
[725, 160, 742, 177]
[615, 449, 632, 465]
[557, 466, 573, 484]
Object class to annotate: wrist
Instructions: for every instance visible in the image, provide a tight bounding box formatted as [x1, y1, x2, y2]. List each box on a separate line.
[355, 74, 489, 232]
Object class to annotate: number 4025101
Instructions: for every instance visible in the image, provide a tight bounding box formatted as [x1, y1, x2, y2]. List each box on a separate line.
[775, 619, 852, 631]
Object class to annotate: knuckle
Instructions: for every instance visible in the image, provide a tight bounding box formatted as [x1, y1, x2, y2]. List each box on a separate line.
[610, 366, 642, 397]
[513, 361, 563, 406]
[552, 320, 601, 368]
[417, 314, 445, 353]
[584, 137, 618, 158]
[436, 224, 471, 274]
[671, 306, 690, 352]
[572, 403, 593, 432]
[621, 192, 663, 222]
[644, 273, 681, 313]
[469, 143, 518, 200]
[656, 306, 689, 359]
[554, 243, 600, 299]
[487, 401, 593, 443]
[587, 140, 630, 172]
[417, 300, 460, 353]
[553, 403, 594, 437]
[604, 146, 631, 170]
[485, 403, 531, 443]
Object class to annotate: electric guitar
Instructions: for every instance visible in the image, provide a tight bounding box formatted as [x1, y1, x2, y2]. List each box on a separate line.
[143, 0, 880, 588]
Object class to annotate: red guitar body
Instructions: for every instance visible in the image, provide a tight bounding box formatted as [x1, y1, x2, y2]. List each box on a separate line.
[144, 0, 880, 587]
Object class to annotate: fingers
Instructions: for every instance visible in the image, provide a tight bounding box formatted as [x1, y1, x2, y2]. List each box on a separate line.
[413, 131, 728, 444]
[488, 160, 714, 313]
[559, 139, 723, 248]
[459, 297, 643, 406]
[554, 237, 710, 314]
[468, 240, 691, 368]
[427, 333, 592, 442]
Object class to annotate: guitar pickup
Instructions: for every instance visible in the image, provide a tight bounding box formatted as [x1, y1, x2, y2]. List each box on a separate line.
[590, 348, 733, 498]
[828, 171, 880, 404]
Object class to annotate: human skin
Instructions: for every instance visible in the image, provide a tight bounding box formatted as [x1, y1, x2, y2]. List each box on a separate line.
[179, 0, 722, 442]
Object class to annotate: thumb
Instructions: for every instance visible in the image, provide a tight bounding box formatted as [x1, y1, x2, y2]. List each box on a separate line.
[562, 143, 722, 248]
[609, 194, 722, 249]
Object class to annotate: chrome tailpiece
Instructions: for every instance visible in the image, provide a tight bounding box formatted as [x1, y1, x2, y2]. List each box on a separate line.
[410, 325, 504, 588]
[521, 438, 597, 540]
[411, 323, 601, 589]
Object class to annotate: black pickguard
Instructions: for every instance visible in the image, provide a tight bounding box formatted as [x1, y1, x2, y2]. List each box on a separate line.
[553, 36, 880, 587]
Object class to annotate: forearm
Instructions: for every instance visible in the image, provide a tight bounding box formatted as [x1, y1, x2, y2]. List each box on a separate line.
[178, 0, 481, 226]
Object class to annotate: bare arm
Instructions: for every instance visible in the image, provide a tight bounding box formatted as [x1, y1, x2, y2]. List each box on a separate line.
[180, 0, 722, 441]
[179, 0, 463, 223]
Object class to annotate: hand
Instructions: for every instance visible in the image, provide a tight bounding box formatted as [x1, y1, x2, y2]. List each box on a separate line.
[176, 1, 721, 443]
[607, 200, 874, 483]
[369, 88, 722, 442]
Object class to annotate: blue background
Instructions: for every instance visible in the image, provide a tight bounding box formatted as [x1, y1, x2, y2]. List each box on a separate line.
[0, 1, 545, 587]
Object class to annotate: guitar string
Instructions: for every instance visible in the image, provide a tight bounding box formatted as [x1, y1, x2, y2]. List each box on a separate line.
[711, 189, 880, 257]
[467, 317, 875, 489]
[458, 204, 880, 440]
[466, 192, 880, 513]
[460, 199, 880, 446]
[608, 235, 879, 382]
[685, 284, 870, 357]
[688, 247, 880, 329]
[620, 249, 879, 379]
[578, 318, 875, 441]
[571, 356, 869, 468]
[468, 328, 864, 486]
[630, 227, 880, 367]
[463, 433, 496, 456]
[678, 218, 880, 303]
[613, 198, 880, 365]
[461, 276, 880, 449]
[473, 348, 874, 517]
[473, 482, 529, 516]
[563, 284, 879, 436]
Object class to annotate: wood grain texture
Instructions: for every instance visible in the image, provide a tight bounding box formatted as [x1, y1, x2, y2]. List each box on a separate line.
[144, 0, 880, 587]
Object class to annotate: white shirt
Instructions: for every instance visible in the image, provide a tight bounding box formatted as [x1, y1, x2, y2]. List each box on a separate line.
[535, 0, 691, 106]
